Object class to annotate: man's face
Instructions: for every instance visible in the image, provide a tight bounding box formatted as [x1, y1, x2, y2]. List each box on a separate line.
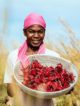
[24, 24, 45, 48]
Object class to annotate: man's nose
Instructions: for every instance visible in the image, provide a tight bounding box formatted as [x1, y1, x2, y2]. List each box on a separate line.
[34, 32, 39, 37]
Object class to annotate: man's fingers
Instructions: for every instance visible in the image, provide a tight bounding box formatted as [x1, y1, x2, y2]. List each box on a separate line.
[6, 101, 13, 106]
[5, 96, 9, 104]
[5, 96, 13, 106]
[66, 88, 74, 95]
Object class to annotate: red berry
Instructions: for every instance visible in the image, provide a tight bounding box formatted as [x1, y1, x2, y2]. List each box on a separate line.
[21, 60, 74, 92]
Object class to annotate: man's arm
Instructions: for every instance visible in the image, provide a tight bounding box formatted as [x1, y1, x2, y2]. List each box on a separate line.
[5, 83, 14, 106]
[7, 83, 14, 97]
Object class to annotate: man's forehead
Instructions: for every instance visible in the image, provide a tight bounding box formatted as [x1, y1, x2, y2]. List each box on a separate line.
[27, 25, 44, 30]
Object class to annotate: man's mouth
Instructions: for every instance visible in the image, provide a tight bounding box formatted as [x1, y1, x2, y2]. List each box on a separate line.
[32, 40, 41, 44]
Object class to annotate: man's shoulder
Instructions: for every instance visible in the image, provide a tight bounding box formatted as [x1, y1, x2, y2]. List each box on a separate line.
[45, 48, 60, 57]
[8, 49, 19, 62]
[9, 49, 18, 57]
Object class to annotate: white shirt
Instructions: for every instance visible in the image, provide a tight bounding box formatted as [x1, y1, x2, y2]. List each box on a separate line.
[4, 48, 60, 83]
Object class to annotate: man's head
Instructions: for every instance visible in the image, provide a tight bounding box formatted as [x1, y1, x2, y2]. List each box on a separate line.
[23, 13, 46, 30]
[23, 13, 46, 49]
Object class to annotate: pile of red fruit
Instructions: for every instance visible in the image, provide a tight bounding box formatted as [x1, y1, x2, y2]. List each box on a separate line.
[21, 60, 74, 92]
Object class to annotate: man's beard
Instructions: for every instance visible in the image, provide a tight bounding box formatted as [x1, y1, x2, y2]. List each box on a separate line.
[27, 41, 43, 51]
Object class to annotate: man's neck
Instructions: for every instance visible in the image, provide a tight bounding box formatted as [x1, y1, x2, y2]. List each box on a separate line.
[26, 47, 38, 55]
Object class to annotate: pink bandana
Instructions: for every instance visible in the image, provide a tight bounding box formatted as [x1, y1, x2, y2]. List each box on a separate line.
[18, 40, 45, 67]
[24, 13, 46, 29]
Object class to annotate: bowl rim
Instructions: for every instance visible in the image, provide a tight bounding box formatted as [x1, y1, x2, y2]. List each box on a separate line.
[13, 55, 78, 95]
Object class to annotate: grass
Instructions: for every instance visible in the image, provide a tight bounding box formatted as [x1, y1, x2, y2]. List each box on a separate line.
[0, 52, 8, 105]
[0, 20, 80, 105]
[0, 42, 80, 106]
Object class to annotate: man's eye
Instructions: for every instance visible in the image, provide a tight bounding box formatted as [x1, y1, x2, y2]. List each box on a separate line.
[27, 29, 45, 34]
[38, 30, 44, 34]
[28, 30, 35, 33]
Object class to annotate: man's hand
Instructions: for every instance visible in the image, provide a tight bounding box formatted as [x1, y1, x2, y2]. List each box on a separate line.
[5, 96, 14, 106]
[66, 88, 74, 95]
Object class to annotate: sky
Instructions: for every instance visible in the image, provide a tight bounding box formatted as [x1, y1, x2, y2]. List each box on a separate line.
[0, 0, 80, 50]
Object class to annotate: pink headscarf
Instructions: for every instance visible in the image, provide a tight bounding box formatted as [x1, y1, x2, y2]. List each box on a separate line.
[18, 13, 46, 67]
[23, 13, 46, 29]
[18, 40, 45, 67]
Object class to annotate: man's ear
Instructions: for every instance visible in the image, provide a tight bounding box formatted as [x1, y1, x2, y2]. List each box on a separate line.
[23, 29, 26, 37]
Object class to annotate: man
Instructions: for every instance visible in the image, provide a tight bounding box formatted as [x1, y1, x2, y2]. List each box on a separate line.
[4, 13, 60, 106]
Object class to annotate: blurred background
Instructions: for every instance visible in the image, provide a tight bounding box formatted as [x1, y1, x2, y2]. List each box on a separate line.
[0, 0, 80, 51]
[0, 0, 80, 106]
